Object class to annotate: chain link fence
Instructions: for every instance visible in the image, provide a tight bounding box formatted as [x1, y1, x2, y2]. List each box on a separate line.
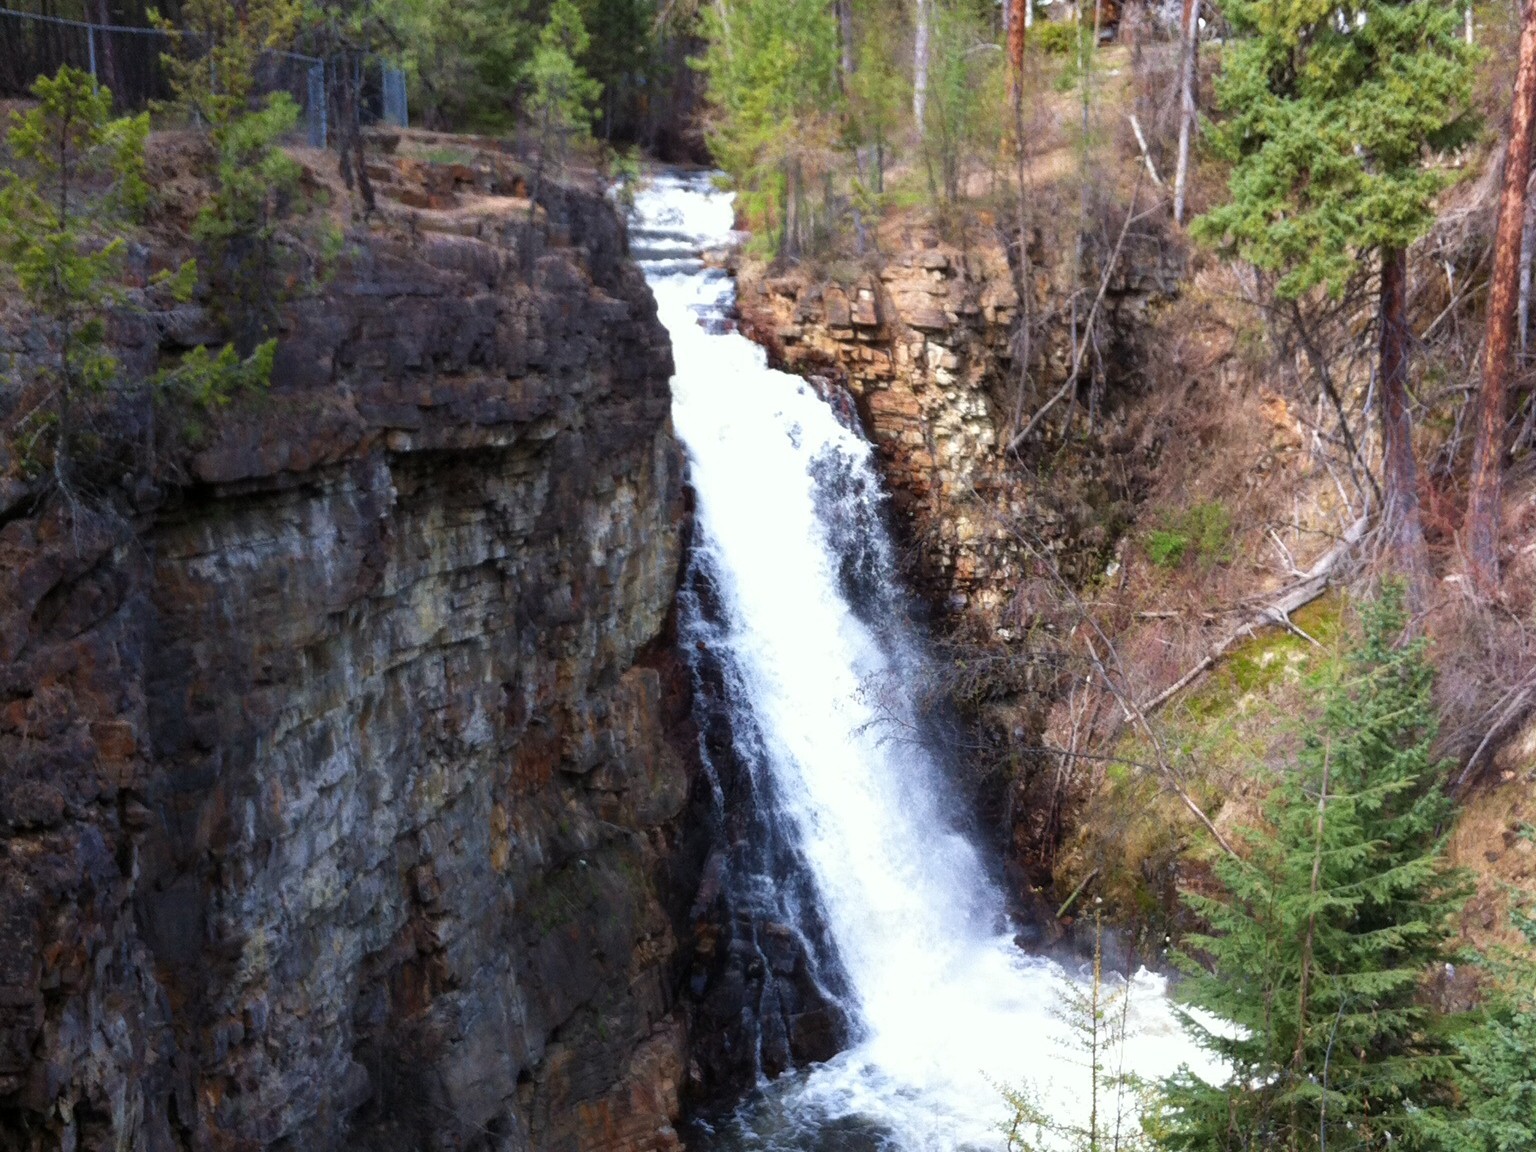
[0, 6, 407, 148]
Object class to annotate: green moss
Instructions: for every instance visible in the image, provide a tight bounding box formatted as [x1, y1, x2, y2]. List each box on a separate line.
[1066, 595, 1353, 930]
[1144, 502, 1233, 570]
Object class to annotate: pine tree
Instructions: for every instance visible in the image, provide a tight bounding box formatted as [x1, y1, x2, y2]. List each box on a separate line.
[526, 0, 603, 162]
[1151, 587, 1466, 1151]
[695, 0, 842, 255]
[154, 0, 304, 350]
[522, 0, 601, 276]
[1446, 854, 1536, 1151]
[1004, 907, 1153, 1152]
[922, 0, 999, 204]
[1192, 0, 1476, 600]
[0, 67, 148, 494]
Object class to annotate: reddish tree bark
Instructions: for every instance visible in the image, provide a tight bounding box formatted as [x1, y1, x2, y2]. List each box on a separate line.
[1007, 0, 1026, 104]
[1380, 247, 1432, 609]
[1467, 0, 1536, 596]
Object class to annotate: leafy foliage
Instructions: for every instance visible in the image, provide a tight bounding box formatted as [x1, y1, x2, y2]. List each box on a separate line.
[193, 93, 304, 350]
[155, 0, 305, 348]
[921, 0, 1001, 204]
[526, 0, 602, 153]
[152, 0, 302, 128]
[373, 0, 532, 129]
[1151, 587, 1467, 1151]
[575, 0, 657, 140]
[1, 65, 271, 499]
[695, 0, 842, 252]
[846, 0, 907, 195]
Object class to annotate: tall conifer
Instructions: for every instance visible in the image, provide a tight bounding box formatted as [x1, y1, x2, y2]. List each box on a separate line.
[1152, 588, 1466, 1151]
[1192, 0, 1476, 600]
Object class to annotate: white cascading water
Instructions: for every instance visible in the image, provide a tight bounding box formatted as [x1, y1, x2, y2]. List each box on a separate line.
[632, 172, 1220, 1151]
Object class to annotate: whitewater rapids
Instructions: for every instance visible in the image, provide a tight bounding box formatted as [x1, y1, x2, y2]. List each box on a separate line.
[631, 171, 1220, 1152]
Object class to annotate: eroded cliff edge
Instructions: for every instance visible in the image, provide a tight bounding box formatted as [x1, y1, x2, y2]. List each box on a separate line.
[1, 163, 697, 1152]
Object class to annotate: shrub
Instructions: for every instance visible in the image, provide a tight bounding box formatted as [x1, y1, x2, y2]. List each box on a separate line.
[1033, 19, 1080, 57]
[1145, 502, 1231, 569]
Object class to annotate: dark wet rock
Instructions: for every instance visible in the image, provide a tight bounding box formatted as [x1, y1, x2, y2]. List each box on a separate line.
[0, 179, 700, 1152]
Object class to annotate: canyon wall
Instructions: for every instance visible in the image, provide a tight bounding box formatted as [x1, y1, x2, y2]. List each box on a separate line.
[0, 175, 699, 1152]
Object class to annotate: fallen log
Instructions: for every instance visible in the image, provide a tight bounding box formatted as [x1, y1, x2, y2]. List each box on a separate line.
[1137, 517, 1368, 716]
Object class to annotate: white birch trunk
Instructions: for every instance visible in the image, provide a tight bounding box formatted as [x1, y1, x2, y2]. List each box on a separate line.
[913, 0, 930, 137]
[1172, 0, 1199, 225]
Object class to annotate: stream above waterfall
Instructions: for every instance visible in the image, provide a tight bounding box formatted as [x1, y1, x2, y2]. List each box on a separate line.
[631, 171, 1221, 1152]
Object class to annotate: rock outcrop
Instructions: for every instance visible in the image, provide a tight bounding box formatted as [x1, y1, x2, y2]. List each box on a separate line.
[0, 167, 697, 1152]
[736, 222, 1180, 625]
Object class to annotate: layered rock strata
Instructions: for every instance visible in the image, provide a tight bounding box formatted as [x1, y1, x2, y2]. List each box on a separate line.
[0, 173, 696, 1152]
[736, 225, 1179, 624]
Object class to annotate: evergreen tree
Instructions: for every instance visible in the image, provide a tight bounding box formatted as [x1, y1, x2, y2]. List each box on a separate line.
[154, 0, 304, 349]
[576, 0, 657, 140]
[526, 0, 603, 159]
[375, 0, 532, 128]
[0, 67, 148, 493]
[1151, 587, 1466, 1151]
[1192, 0, 1476, 598]
[1004, 907, 1153, 1152]
[695, 0, 842, 255]
[1446, 862, 1536, 1152]
[921, 0, 999, 204]
[847, 0, 907, 195]
[521, 0, 601, 275]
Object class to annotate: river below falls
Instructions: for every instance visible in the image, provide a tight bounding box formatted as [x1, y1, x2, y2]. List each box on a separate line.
[629, 170, 1223, 1152]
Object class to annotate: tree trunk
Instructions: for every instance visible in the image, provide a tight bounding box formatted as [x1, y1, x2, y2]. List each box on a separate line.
[1379, 247, 1432, 607]
[91, 0, 120, 103]
[1468, 0, 1536, 597]
[1007, 0, 1026, 104]
[838, 0, 855, 91]
[913, 0, 930, 136]
[1294, 739, 1330, 1076]
[1518, 177, 1535, 362]
[1172, 0, 1199, 225]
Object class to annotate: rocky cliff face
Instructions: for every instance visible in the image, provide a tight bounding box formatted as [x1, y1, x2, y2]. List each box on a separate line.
[1, 168, 698, 1152]
[736, 221, 1179, 626]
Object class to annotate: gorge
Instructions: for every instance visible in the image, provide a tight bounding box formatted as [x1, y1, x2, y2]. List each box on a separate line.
[0, 146, 1208, 1152]
[9, 0, 1536, 1144]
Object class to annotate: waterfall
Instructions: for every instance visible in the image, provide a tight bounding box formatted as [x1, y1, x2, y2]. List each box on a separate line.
[632, 172, 1218, 1152]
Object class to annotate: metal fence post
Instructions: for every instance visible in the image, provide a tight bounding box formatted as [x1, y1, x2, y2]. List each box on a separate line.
[87, 24, 97, 84]
[307, 60, 326, 148]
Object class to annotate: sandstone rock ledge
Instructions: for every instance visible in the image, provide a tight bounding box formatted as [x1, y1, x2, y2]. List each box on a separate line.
[0, 178, 698, 1152]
